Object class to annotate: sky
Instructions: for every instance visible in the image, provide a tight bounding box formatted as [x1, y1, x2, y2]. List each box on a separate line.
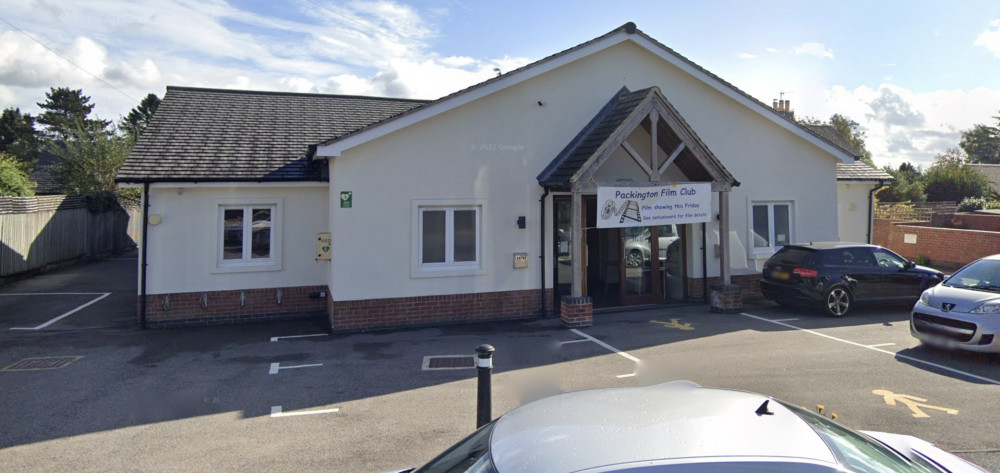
[1, 0, 999, 170]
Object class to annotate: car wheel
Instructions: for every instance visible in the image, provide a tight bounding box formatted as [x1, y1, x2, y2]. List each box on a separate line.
[626, 249, 643, 268]
[823, 286, 852, 317]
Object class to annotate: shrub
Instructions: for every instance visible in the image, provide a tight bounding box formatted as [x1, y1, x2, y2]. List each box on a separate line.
[958, 196, 987, 212]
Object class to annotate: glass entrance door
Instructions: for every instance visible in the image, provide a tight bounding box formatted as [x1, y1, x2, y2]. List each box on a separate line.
[621, 226, 659, 305]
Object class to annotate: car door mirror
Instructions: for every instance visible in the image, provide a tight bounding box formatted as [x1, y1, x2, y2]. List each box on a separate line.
[905, 261, 916, 270]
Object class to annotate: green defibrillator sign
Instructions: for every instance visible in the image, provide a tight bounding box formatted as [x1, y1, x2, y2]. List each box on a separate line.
[340, 191, 353, 208]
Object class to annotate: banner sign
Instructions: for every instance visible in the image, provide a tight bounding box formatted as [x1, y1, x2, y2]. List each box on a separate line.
[596, 183, 711, 228]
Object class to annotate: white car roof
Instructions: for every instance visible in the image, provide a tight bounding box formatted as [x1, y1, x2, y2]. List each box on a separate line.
[489, 381, 837, 472]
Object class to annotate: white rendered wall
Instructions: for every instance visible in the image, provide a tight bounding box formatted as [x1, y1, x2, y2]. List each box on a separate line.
[838, 182, 875, 243]
[328, 40, 842, 301]
[143, 184, 329, 295]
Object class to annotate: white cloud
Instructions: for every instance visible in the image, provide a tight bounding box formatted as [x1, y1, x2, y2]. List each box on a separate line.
[974, 19, 1000, 58]
[765, 47, 779, 53]
[793, 42, 834, 59]
[815, 84, 1000, 169]
[0, 0, 531, 122]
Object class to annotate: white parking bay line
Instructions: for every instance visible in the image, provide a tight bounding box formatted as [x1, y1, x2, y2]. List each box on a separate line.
[269, 362, 323, 374]
[740, 312, 1000, 386]
[869, 343, 897, 348]
[569, 329, 641, 363]
[270, 406, 340, 418]
[9, 293, 111, 331]
[270, 333, 328, 342]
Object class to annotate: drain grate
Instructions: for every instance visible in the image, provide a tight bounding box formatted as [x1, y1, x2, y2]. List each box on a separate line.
[3, 356, 83, 371]
[422, 355, 475, 371]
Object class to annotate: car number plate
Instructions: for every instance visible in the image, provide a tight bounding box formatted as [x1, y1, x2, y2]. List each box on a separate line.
[772, 270, 790, 280]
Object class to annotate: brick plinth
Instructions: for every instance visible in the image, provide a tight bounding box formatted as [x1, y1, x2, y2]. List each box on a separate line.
[687, 274, 761, 302]
[328, 289, 547, 332]
[139, 285, 328, 327]
[710, 283, 743, 313]
[560, 296, 593, 328]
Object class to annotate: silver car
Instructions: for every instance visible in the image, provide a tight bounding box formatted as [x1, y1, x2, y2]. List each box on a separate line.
[911, 254, 1000, 353]
[392, 381, 985, 473]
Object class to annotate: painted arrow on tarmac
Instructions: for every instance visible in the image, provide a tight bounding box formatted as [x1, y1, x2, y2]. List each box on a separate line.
[650, 319, 694, 330]
[872, 389, 958, 418]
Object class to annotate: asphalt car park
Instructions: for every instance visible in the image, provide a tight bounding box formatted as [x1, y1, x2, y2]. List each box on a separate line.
[1, 258, 999, 472]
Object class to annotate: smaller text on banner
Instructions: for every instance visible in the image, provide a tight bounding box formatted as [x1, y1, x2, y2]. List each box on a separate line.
[596, 183, 711, 228]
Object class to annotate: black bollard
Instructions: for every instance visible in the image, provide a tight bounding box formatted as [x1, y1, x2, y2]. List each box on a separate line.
[475, 344, 495, 428]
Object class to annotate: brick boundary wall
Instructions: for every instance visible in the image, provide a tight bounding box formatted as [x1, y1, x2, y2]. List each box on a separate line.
[328, 289, 553, 332]
[140, 285, 327, 327]
[873, 219, 1000, 271]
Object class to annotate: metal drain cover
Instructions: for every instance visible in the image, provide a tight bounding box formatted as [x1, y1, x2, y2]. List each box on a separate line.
[422, 355, 475, 370]
[3, 356, 83, 371]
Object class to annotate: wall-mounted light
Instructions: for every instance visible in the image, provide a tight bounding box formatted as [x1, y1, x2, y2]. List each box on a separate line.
[516, 216, 526, 229]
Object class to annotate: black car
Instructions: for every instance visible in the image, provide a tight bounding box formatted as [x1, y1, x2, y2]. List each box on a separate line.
[760, 242, 944, 317]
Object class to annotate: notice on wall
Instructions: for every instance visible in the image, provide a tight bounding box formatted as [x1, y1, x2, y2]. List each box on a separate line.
[596, 183, 711, 228]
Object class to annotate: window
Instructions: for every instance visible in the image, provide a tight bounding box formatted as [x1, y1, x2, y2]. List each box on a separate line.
[215, 199, 282, 272]
[751, 202, 792, 254]
[413, 200, 486, 277]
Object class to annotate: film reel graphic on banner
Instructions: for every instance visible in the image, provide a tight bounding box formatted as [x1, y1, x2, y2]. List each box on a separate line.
[601, 199, 642, 224]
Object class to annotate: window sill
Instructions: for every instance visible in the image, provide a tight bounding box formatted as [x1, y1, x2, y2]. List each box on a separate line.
[211, 262, 282, 274]
[411, 265, 486, 279]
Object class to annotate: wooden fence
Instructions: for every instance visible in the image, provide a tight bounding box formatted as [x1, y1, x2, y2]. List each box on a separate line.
[0, 195, 140, 278]
[874, 201, 957, 222]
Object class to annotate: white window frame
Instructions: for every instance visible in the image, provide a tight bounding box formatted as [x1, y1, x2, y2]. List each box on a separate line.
[749, 200, 793, 256]
[213, 198, 283, 273]
[411, 199, 487, 278]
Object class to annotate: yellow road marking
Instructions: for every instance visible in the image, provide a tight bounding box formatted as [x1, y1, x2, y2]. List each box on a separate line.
[650, 319, 694, 330]
[872, 389, 958, 418]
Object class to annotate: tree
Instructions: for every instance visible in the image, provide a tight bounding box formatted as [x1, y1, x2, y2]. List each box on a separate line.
[0, 152, 36, 196]
[36, 87, 111, 143]
[960, 118, 1000, 164]
[799, 114, 874, 167]
[829, 114, 874, 167]
[0, 107, 41, 165]
[118, 93, 161, 140]
[922, 149, 995, 202]
[877, 162, 925, 202]
[53, 126, 132, 195]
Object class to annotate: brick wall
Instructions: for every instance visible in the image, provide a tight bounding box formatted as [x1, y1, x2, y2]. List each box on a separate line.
[140, 285, 328, 327]
[560, 296, 593, 328]
[328, 289, 551, 332]
[874, 219, 1000, 270]
[686, 274, 761, 301]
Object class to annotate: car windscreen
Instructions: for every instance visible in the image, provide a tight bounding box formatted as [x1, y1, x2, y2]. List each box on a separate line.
[768, 248, 814, 266]
[944, 258, 1000, 291]
[412, 421, 498, 473]
[782, 403, 937, 473]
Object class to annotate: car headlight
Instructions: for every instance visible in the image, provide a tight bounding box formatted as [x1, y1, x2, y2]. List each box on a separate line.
[970, 302, 1000, 314]
[919, 292, 931, 306]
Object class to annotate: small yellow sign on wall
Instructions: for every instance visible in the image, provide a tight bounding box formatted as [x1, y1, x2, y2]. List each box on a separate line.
[317, 233, 332, 260]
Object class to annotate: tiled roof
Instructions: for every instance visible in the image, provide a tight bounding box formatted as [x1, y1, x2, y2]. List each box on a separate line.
[117, 87, 427, 182]
[538, 87, 737, 189]
[538, 87, 645, 186]
[803, 124, 862, 158]
[836, 162, 893, 182]
[28, 148, 64, 194]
